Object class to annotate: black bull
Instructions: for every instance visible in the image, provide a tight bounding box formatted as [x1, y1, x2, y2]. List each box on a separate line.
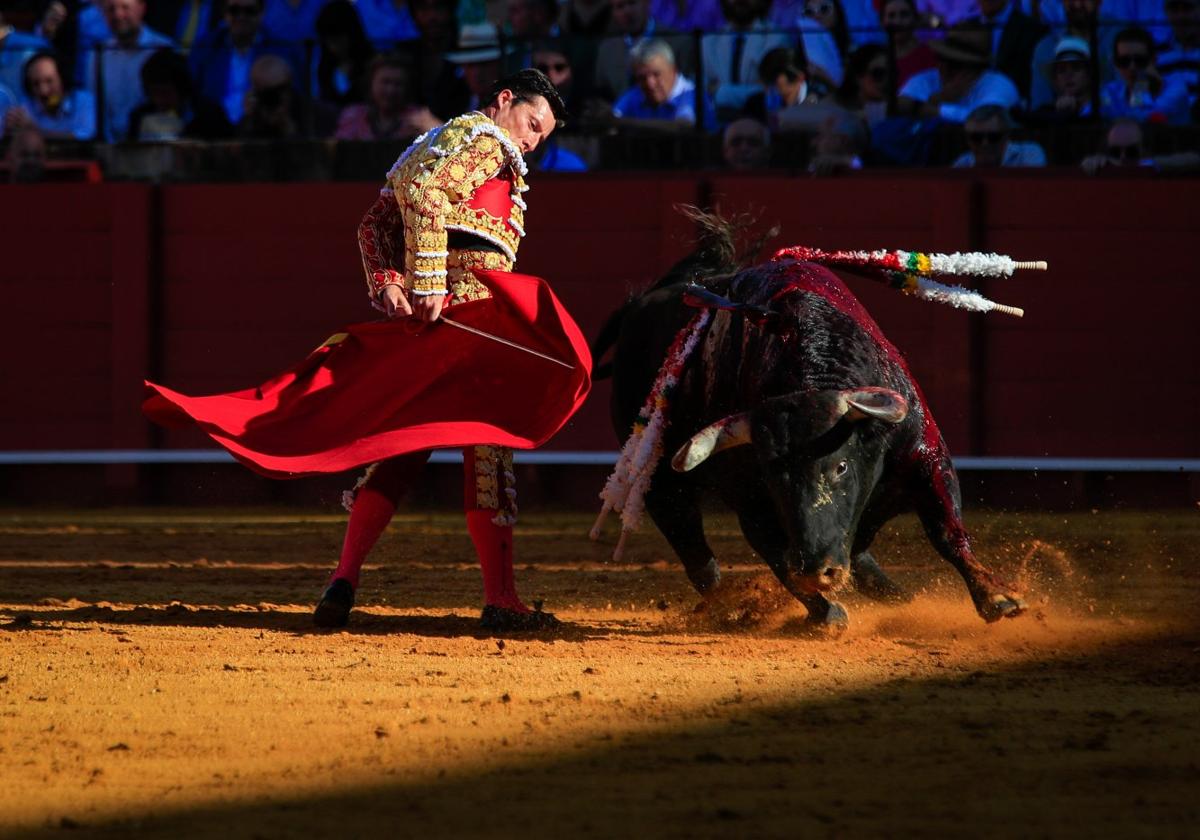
[599, 254, 1026, 630]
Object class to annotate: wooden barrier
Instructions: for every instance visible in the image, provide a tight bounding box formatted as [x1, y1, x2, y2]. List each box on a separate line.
[1, 173, 1196, 500]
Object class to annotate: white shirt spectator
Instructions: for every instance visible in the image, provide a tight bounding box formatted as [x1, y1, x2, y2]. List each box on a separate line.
[900, 67, 1021, 122]
[701, 19, 794, 113]
[953, 140, 1047, 166]
[84, 26, 175, 141]
[1100, 74, 1192, 123]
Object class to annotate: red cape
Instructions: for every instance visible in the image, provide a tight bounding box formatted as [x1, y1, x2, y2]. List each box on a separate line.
[143, 270, 592, 478]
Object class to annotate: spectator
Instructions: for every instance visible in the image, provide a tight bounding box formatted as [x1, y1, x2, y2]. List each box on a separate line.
[701, 0, 794, 117]
[808, 110, 866, 173]
[507, 0, 559, 38]
[593, 0, 695, 101]
[722, 115, 771, 168]
[560, 0, 612, 37]
[403, 0, 463, 118]
[614, 37, 716, 128]
[85, 0, 175, 141]
[5, 125, 46, 181]
[532, 39, 585, 114]
[74, 1, 117, 84]
[897, 23, 1020, 123]
[443, 22, 504, 111]
[312, 0, 374, 107]
[1158, 0, 1199, 101]
[261, 0, 327, 45]
[802, 0, 849, 67]
[0, 8, 49, 94]
[1079, 116, 1146, 171]
[1028, 0, 1115, 110]
[1100, 26, 1190, 123]
[190, 0, 302, 125]
[966, 0, 1045, 99]
[743, 46, 816, 123]
[353, 0, 419, 47]
[128, 47, 234, 139]
[1026, 36, 1095, 121]
[834, 43, 889, 123]
[953, 103, 1046, 165]
[239, 52, 301, 137]
[881, 0, 935, 87]
[5, 51, 95, 140]
[650, 0, 725, 32]
[334, 51, 439, 138]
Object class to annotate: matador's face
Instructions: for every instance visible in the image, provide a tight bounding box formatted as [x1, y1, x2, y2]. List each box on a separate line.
[489, 91, 556, 154]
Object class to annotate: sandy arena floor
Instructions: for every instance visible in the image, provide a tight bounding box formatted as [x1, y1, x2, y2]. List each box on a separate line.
[0, 507, 1197, 838]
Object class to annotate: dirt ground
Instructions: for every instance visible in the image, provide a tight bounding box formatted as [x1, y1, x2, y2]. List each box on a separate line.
[0, 506, 1197, 838]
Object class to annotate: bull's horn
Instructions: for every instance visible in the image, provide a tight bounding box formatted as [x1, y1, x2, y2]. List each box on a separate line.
[841, 387, 909, 424]
[671, 414, 751, 472]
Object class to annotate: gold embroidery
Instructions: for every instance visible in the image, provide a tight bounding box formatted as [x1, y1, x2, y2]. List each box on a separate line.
[381, 113, 528, 296]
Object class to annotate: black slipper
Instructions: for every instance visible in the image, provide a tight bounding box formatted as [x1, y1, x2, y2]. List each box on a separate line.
[313, 578, 355, 628]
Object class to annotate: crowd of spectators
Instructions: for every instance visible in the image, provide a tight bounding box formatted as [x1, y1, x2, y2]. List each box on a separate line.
[0, 0, 1197, 179]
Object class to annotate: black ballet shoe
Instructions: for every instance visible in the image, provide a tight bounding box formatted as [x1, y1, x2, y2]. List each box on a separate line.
[313, 578, 355, 628]
[480, 604, 561, 632]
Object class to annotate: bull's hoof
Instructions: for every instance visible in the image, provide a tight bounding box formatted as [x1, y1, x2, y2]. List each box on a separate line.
[804, 600, 849, 637]
[978, 593, 1027, 623]
[685, 558, 722, 595]
[480, 605, 562, 632]
[313, 578, 354, 628]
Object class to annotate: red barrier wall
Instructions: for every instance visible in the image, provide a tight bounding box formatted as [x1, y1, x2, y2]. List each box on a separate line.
[2, 174, 1196, 483]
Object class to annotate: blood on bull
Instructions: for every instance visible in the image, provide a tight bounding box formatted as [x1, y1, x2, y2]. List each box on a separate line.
[594, 213, 1027, 632]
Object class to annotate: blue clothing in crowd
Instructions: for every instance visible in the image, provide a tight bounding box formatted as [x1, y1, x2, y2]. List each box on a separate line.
[613, 73, 716, 130]
[190, 25, 303, 123]
[261, 0, 329, 45]
[23, 89, 98, 139]
[354, 0, 420, 47]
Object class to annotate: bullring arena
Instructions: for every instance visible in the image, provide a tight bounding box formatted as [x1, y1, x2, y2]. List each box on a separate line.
[3, 171, 1199, 836]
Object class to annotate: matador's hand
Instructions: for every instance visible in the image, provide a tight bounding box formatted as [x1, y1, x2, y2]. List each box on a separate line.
[380, 284, 413, 319]
[410, 293, 446, 322]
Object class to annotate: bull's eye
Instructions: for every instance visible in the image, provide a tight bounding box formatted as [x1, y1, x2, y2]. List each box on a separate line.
[834, 460, 849, 479]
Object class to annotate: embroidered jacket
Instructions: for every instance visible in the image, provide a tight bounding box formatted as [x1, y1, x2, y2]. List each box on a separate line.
[357, 111, 529, 303]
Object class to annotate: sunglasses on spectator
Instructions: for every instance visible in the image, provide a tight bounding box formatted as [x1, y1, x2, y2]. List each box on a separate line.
[1107, 143, 1141, 160]
[226, 4, 260, 16]
[966, 130, 1005, 145]
[1114, 53, 1150, 68]
[805, 3, 835, 15]
[536, 61, 569, 74]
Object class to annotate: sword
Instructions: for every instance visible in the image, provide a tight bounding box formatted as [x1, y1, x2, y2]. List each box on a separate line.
[439, 316, 575, 370]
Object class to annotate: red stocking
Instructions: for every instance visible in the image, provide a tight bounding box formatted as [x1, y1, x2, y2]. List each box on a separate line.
[330, 453, 426, 589]
[465, 510, 528, 611]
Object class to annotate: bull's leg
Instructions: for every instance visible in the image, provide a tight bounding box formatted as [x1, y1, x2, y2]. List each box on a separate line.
[735, 503, 848, 633]
[913, 466, 1026, 623]
[643, 474, 721, 594]
[850, 551, 910, 603]
[848, 511, 910, 603]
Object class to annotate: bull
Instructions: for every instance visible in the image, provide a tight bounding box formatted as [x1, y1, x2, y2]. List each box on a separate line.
[597, 218, 1026, 631]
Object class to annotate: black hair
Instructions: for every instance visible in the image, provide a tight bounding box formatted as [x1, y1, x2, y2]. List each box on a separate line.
[140, 48, 196, 100]
[1113, 26, 1155, 57]
[757, 47, 807, 85]
[21, 50, 64, 97]
[835, 43, 887, 105]
[487, 68, 568, 125]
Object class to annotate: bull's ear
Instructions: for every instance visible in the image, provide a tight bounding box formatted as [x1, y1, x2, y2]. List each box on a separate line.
[841, 387, 908, 424]
[671, 414, 751, 472]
